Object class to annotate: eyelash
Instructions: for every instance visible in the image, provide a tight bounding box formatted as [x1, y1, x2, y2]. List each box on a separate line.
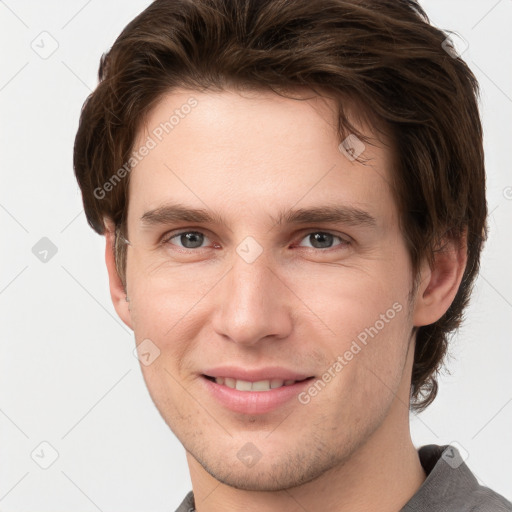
[160, 229, 351, 252]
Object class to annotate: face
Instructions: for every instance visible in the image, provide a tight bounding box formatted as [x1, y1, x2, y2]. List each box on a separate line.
[118, 88, 419, 490]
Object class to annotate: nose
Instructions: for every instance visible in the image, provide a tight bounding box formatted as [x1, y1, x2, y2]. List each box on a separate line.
[211, 250, 294, 347]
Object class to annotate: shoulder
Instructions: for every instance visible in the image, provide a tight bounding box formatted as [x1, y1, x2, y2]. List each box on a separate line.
[402, 444, 512, 512]
[465, 487, 512, 512]
[174, 490, 195, 512]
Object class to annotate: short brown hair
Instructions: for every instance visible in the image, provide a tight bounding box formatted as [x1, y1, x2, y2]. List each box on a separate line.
[73, 0, 487, 411]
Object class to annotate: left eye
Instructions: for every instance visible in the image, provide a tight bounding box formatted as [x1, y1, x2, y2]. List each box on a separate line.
[297, 232, 347, 249]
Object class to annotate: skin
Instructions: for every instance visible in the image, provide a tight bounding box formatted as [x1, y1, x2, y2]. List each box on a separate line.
[105, 88, 467, 512]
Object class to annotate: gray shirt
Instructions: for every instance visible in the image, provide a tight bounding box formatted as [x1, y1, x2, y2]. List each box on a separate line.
[175, 444, 512, 511]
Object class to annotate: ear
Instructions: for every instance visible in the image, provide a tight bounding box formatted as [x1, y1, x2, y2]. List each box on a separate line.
[413, 230, 468, 327]
[104, 218, 133, 330]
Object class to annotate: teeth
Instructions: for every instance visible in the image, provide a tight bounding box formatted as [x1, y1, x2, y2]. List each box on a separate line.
[270, 379, 284, 389]
[213, 377, 297, 391]
[252, 380, 271, 391]
[235, 379, 253, 391]
[224, 377, 235, 388]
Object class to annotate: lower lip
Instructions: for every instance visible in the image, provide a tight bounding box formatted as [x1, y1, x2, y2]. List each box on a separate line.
[201, 376, 314, 415]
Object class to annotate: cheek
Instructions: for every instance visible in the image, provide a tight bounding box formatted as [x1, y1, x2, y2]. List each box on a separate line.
[128, 272, 208, 422]
[127, 255, 221, 331]
[290, 258, 413, 404]
[302, 300, 411, 439]
[288, 257, 410, 337]
[126, 262, 225, 400]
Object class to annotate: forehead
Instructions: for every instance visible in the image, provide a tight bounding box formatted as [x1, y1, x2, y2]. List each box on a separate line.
[128, 88, 396, 225]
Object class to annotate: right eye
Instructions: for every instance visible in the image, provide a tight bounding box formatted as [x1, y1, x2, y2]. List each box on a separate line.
[162, 230, 212, 250]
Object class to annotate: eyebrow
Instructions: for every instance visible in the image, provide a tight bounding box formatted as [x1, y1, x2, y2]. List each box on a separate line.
[271, 205, 376, 228]
[141, 204, 224, 226]
[140, 203, 377, 229]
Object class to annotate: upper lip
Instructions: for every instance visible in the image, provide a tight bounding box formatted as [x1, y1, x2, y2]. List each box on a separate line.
[202, 366, 314, 382]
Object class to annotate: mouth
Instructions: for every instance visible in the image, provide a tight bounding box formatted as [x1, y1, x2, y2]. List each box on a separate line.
[202, 374, 313, 392]
[200, 373, 316, 414]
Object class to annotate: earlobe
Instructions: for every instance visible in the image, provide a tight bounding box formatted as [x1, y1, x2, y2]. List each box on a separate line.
[413, 232, 468, 327]
[104, 219, 133, 330]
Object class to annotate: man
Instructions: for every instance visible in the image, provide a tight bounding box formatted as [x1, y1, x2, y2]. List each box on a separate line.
[73, 0, 512, 510]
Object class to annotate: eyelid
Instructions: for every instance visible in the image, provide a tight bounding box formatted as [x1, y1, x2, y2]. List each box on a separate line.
[293, 229, 352, 249]
[294, 228, 352, 241]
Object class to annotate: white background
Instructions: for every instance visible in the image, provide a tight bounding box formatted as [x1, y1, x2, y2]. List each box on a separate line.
[1, 1, 511, 510]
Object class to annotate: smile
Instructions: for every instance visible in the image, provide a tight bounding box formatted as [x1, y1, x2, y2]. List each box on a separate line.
[203, 375, 310, 392]
[201, 374, 315, 414]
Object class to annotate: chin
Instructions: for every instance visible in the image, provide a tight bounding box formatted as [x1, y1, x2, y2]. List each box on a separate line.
[190, 441, 344, 492]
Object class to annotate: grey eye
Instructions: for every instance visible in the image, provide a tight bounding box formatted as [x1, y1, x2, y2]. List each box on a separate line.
[170, 231, 207, 249]
[299, 232, 341, 249]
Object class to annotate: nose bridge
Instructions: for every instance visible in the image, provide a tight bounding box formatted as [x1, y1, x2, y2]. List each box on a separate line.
[212, 245, 293, 345]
